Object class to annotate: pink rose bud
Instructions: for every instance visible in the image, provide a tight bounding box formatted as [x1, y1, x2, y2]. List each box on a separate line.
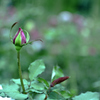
[13, 27, 26, 46]
[50, 76, 69, 87]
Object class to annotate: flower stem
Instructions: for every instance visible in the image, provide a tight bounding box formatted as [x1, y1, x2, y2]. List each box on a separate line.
[17, 51, 25, 94]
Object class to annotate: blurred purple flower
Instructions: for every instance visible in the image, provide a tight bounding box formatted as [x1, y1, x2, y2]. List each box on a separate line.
[48, 16, 57, 27]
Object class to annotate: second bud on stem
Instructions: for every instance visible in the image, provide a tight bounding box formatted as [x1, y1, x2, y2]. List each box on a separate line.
[50, 76, 69, 87]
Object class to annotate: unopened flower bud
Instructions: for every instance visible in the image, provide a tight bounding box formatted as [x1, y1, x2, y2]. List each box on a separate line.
[50, 76, 69, 87]
[13, 28, 26, 51]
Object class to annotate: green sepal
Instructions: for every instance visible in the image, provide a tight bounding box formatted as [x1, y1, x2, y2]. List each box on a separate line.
[22, 41, 33, 46]
[15, 46, 22, 51]
[23, 29, 30, 43]
[10, 22, 18, 42]
[22, 39, 43, 46]
[15, 32, 22, 46]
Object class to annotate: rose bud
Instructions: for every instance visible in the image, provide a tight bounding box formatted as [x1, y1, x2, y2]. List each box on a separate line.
[50, 76, 69, 87]
[13, 27, 26, 45]
[13, 28, 26, 51]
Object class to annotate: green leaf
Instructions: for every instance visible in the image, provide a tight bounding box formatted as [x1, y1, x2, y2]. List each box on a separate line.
[2, 84, 28, 99]
[34, 94, 45, 100]
[38, 77, 49, 89]
[30, 81, 44, 91]
[2, 84, 19, 92]
[72, 92, 99, 100]
[0, 92, 5, 97]
[48, 91, 65, 100]
[26, 88, 43, 93]
[51, 66, 64, 82]
[28, 60, 45, 81]
[0, 89, 2, 92]
[59, 90, 71, 99]
[10, 79, 28, 85]
[50, 84, 65, 91]
[7, 92, 28, 100]
[10, 79, 29, 91]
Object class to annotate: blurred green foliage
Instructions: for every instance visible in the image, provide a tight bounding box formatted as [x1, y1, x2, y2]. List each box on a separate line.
[0, 0, 100, 96]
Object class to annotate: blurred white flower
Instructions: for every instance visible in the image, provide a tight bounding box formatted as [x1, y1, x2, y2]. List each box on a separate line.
[58, 11, 72, 22]
[0, 85, 2, 90]
[32, 41, 43, 51]
[0, 97, 12, 100]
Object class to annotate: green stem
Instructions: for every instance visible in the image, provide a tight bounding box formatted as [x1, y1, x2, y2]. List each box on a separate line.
[17, 51, 25, 94]
[44, 87, 51, 100]
[44, 94, 48, 100]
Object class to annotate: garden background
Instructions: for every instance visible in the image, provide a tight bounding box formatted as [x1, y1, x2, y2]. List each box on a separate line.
[0, 0, 100, 96]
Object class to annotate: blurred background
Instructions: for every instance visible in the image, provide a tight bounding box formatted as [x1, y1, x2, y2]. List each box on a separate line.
[0, 0, 100, 96]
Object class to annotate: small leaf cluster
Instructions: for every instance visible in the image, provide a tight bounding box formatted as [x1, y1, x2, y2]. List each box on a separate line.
[0, 60, 98, 100]
[0, 60, 71, 100]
